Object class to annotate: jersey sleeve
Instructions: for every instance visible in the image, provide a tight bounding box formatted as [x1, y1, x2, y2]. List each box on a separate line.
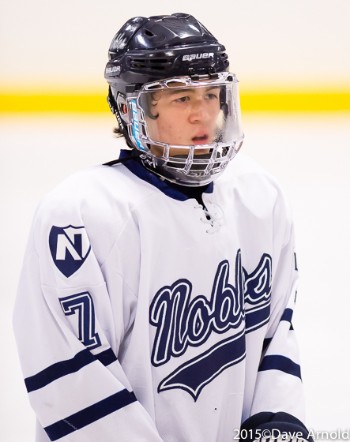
[242, 184, 312, 438]
[13, 201, 163, 441]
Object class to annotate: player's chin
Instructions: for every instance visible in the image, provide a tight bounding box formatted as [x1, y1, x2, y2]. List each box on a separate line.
[178, 140, 212, 155]
[172, 147, 211, 157]
[150, 144, 211, 158]
[194, 147, 211, 155]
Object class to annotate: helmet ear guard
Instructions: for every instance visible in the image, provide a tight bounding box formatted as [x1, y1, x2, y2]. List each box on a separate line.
[115, 92, 129, 124]
[107, 86, 117, 115]
[107, 87, 128, 121]
[108, 87, 135, 147]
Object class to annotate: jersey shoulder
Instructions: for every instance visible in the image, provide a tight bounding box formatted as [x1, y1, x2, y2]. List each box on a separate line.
[223, 153, 282, 189]
[31, 164, 151, 256]
[35, 164, 152, 219]
[219, 153, 294, 240]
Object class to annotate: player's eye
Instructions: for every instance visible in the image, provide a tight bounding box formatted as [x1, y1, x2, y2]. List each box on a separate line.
[174, 96, 190, 103]
[205, 92, 219, 100]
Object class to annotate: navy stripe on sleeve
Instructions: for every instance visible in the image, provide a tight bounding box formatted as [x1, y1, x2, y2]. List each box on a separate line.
[94, 348, 118, 366]
[44, 389, 137, 440]
[262, 337, 272, 353]
[25, 348, 118, 393]
[281, 308, 293, 323]
[25, 349, 95, 392]
[258, 355, 302, 379]
[261, 308, 294, 353]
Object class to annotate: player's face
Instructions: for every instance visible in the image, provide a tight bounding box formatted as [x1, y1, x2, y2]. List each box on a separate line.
[145, 86, 221, 156]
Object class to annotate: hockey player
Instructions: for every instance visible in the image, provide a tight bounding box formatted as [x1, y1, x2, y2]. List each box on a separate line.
[13, 13, 313, 442]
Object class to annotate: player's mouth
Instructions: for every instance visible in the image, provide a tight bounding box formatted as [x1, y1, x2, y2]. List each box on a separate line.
[192, 134, 209, 145]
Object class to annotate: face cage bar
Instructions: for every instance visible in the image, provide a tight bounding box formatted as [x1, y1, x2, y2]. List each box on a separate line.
[137, 140, 242, 177]
[125, 72, 242, 179]
[139, 71, 237, 92]
[163, 144, 237, 176]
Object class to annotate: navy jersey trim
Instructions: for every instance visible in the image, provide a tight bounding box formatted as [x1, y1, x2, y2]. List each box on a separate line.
[258, 355, 302, 379]
[281, 307, 295, 330]
[119, 149, 214, 201]
[245, 304, 271, 333]
[95, 348, 118, 366]
[281, 308, 293, 323]
[44, 389, 137, 440]
[261, 308, 294, 353]
[25, 348, 117, 393]
[262, 337, 272, 353]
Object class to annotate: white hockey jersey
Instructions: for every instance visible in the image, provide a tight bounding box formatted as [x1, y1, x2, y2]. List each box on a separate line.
[13, 150, 306, 441]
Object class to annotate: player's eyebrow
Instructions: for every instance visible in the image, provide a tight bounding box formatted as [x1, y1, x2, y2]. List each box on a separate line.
[165, 86, 220, 96]
[165, 88, 193, 96]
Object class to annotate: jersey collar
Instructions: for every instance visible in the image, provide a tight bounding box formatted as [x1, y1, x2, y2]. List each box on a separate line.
[119, 149, 214, 201]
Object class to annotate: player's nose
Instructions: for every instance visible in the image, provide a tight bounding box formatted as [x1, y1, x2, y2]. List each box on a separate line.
[188, 100, 211, 124]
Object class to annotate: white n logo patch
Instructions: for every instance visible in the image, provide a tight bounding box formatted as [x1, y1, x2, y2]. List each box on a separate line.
[55, 226, 90, 261]
[49, 225, 91, 277]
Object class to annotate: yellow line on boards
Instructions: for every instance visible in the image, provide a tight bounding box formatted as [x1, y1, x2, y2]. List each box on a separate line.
[240, 91, 350, 112]
[1, 90, 350, 112]
[0, 93, 109, 113]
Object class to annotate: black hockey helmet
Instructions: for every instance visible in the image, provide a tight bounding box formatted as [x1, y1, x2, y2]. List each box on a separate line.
[105, 13, 229, 93]
[105, 13, 229, 135]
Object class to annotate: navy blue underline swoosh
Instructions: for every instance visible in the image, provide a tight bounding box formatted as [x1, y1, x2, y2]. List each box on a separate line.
[159, 329, 246, 401]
